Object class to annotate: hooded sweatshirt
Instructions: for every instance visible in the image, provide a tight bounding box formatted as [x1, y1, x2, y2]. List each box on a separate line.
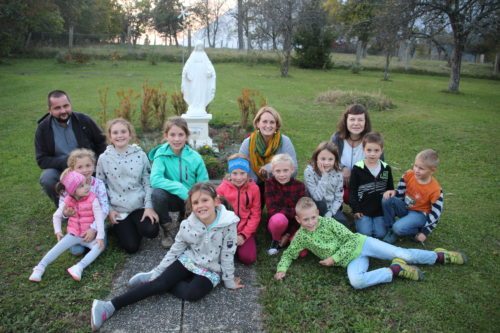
[96, 144, 153, 217]
[148, 143, 209, 201]
[216, 179, 261, 240]
[150, 205, 240, 288]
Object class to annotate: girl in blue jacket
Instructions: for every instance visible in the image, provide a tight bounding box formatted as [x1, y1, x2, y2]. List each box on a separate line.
[149, 117, 209, 248]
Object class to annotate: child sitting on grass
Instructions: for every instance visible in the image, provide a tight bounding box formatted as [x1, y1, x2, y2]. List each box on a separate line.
[274, 197, 466, 289]
[265, 153, 306, 255]
[349, 132, 394, 239]
[29, 171, 105, 282]
[382, 149, 443, 244]
[304, 141, 348, 227]
[216, 154, 261, 265]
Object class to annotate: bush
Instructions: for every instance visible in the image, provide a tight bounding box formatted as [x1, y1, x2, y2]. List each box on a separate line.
[171, 91, 187, 116]
[316, 89, 394, 111]
[236, 88, 267, 129]
[200, 155, 225, 179]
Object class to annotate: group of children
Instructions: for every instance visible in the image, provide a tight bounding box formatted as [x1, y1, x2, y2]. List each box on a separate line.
[27, 114, 465, 331]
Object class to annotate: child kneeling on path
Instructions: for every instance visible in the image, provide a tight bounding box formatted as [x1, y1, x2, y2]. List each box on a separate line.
[29, 171, 105, 282]
[91, 183, 244, 331]
[274, 197, 466, 289]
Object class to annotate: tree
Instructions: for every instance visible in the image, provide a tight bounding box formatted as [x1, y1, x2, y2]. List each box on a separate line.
[192, 0, 227, 48]
[417, 0, 500, 92]
[293, 0, 335, 69]
[153, 0, 183, 46]
[120, 0, 153, 45]
[373, 0, 417, 80]
[324, 0, 376, 65]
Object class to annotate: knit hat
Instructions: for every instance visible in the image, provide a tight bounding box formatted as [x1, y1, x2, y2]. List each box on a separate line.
[228, 158, 250, 173]
[61, 171, 86, 196]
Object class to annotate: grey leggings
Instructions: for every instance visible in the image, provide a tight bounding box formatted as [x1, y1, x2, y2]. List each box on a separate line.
[37, 233, 104, 269]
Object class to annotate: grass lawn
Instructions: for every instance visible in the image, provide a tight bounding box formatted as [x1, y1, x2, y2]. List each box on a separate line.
[0, 58, 499, 332]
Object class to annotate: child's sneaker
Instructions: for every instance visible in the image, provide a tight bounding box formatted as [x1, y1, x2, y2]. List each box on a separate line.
[29, 265, 45, 282]
[391, 258, 424, 281]
[383, 230, 398, 244]
[91, 299, 115, 331]
[128, 270, 154, 287]
[267, 240, 281, 256]
[434, 248, 467, 265]
[67, 264, 83, 281]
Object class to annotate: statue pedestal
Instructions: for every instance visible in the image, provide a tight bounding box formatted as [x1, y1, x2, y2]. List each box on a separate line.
[181, 113, 213, 149]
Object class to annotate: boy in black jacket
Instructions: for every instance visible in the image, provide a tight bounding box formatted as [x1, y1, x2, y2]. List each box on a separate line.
[349, 132, 393, 239]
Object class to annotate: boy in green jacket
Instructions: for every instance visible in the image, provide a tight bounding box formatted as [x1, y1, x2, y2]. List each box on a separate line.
[274, 197, 466, 289]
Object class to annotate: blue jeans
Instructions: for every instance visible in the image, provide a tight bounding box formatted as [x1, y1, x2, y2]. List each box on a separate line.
[382, 197, 426, 236]
[355, 215, 386, 239]
[346, 237, 437, 289]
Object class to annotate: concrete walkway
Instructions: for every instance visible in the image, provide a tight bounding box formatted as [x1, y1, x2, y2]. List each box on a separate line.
[99, 228, 264, 332]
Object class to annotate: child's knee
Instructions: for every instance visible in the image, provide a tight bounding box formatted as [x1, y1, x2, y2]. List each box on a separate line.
[348, 275, 366, 290]
[238, 251, 256, 265]
[269, 213, 288, 226]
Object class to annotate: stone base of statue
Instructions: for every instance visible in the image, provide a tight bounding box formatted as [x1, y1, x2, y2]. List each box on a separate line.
[181, 113, 213, 149]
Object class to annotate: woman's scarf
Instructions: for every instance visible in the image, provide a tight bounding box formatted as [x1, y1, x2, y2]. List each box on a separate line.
[248, 130, 282, 181]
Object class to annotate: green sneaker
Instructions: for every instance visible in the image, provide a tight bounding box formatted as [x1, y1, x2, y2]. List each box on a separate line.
[391, 258, 424, 281]
[434, 248, 467, 265]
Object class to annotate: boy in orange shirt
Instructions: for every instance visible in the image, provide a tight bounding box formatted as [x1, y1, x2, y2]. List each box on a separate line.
[382, 149, 443, 244]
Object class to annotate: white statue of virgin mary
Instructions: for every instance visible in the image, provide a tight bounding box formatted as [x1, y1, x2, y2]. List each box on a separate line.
[181, 41, 216, 117]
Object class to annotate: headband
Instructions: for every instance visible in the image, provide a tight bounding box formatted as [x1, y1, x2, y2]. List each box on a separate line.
[228, 158, 250, 173]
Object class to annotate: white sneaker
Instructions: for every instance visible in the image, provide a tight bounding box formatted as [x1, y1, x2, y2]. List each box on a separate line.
[128, 270, 154, 287]
[67, 264, 83, 281]
[91, 299, 115, 331]
[29, 266, 45, 282]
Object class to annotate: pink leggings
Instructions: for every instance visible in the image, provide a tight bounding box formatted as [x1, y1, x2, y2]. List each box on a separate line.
[236, 235, 257, 265]
[268, 213, 289, 241]
[268, 213, 308, 257]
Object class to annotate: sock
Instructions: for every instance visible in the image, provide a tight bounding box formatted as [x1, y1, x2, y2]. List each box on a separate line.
[435, 252, 445, 264]
[390, 264, 401, 277]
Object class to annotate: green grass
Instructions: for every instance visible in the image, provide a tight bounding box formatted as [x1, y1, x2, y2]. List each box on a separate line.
[0, 59, 499, 332]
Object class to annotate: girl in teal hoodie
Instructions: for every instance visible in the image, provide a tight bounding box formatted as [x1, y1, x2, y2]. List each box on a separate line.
[149, 117, 209, 248]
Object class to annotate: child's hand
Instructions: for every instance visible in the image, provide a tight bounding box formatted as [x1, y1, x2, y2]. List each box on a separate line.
[83, 228, 97, 242]
[318, 162, 327, 175]
[97, 239, 105, 250]
[232, 277, 245, 289]
[259, 167, 268, 179]
[274, 272, 286, 280]
[108, 210, 120, 224]
[63, 206, 75, 217]
[415, 232, 427, 242]
[56, 232, 64, 241]
[141, 208, 159, 224]
[342, 167, 351, 186]
[383, 190, 396, 199]
[319, 257, 335, 266]
[236, 235, 245, 246]
[353, 212, 364, 220]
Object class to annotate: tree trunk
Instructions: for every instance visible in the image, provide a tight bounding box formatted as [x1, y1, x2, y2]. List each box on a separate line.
[68, 26, 74, 49]
[383, 52, 391, 81]
[355, 40, 362, 65]
[448, 45, 463, 92]
[494, 52, 499, 75]
[25, 32, 32, 48]
[237, 0, 244, 50]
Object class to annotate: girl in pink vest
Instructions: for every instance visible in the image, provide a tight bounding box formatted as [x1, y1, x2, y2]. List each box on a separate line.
[29, 170, 105, 282]
[216, 154, 261, 265]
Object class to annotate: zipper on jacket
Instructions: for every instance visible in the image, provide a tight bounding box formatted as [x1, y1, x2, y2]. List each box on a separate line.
[179, 157, 182, 182]
[237, 187, 241, 216]
[185, 165, 188, 181]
